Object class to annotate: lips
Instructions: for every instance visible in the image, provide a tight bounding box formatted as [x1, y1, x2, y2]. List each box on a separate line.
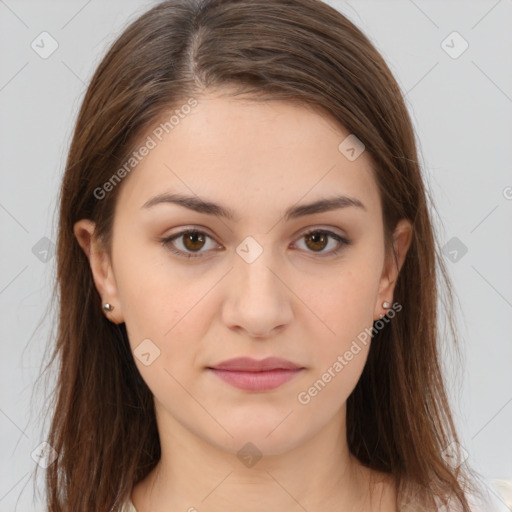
[207, 357, 305, 391]
[208, 356, 303, 372]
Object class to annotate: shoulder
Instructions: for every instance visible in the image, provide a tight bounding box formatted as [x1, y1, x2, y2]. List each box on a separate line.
[465, 486, 510, 512]
[441, 480, 510, 512]
[380, 472, 509, 512]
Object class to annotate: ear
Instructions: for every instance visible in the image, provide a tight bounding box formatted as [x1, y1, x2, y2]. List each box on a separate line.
[73, 219, 124, 324]
[373, 218, 413, 321]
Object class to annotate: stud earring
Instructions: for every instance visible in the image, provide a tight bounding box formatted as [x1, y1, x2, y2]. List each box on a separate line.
[103, 303, 114, 312]
[379, 301, 391, 319]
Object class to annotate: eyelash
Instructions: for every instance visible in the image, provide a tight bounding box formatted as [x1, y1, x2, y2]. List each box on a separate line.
[159, 228, 351, 259]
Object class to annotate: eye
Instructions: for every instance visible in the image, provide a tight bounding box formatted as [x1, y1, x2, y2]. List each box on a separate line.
[160, 229, 220, 258]
[293, 229, 350, 257]
[160, 227, 350, 259]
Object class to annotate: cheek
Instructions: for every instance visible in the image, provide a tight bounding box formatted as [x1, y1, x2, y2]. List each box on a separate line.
[297, 254, 381, 389]
[302, 259, 381, 338]
[296, 279, 375, 411]
[114, 228, 193, 322]
[113, 240, 205, 369]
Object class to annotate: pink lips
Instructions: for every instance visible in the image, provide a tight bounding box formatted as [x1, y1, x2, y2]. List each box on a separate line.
[207, 357, 304, 391]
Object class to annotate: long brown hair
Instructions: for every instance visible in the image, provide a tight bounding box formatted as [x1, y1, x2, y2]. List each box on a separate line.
[35, 0, 487, 510]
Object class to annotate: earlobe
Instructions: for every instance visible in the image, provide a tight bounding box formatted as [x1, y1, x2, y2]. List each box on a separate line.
[73, 219, 124, 324]
[374, 219, 413, 321]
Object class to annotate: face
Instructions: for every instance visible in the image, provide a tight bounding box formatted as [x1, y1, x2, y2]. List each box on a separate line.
[75, 89, 411, 457]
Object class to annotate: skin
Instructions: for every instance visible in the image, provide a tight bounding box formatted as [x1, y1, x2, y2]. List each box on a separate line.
[74, 89, 412, 512]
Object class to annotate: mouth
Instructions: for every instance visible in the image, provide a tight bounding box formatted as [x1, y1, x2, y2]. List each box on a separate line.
[206, 357, 305, 392]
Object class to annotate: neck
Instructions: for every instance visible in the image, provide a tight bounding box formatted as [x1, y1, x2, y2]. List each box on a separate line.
[131, 402, 393, 512]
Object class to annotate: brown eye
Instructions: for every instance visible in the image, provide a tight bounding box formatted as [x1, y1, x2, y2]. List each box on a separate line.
[182, 231, 206, 251]
[161, 229, 219, 258]
[294, 229, 350, 257]
[304, 231, 329, 252]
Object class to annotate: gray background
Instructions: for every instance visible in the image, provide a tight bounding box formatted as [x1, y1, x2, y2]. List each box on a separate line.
[0, 0, 511, 510]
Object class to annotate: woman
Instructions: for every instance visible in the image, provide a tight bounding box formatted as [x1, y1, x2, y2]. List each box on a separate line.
[38, 0, 503, 510]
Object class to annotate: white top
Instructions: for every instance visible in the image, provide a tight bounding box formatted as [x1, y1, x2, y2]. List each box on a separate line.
[464, 483, 511, 512]
[119, 498, 137, 512]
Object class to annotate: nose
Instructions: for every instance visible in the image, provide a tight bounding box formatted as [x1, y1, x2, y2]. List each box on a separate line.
[221, 242, 294, 339]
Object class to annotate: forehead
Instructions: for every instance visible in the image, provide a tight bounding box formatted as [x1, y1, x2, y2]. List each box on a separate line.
[115, 91, 381, 220]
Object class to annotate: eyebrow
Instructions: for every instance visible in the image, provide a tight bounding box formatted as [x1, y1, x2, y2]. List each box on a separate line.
[141, 193, 366, 222]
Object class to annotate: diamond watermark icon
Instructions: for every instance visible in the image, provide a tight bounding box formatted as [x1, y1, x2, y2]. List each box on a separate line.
[134, 338, 161, 366]
[441, 441, 469, 469]
[31, 31, 59, 59]
[31, 441, 58, 468]
[441, 31, 469, 59]
[338, 134, 365, 161]
[442, 237, 468, 263]
[32, 236, 56, 263]
[237, 442, 263, 468]
[236, 236, 263, 264]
